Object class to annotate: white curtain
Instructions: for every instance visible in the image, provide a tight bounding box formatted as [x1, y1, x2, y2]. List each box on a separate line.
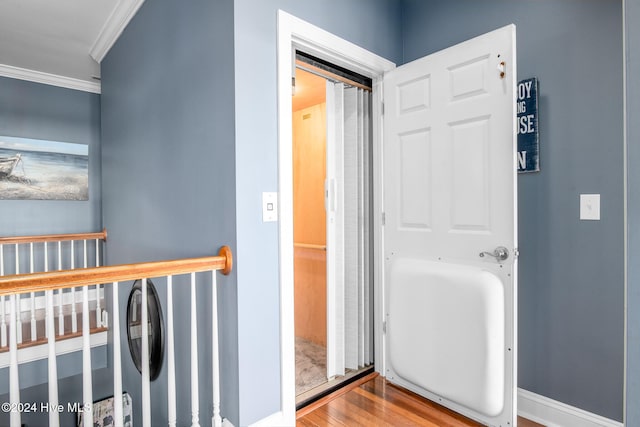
[326, 82, 373, 377]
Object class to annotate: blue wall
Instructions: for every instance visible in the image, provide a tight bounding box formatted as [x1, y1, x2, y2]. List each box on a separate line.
[626, 0, 640, 424]
[41, 0, 629, 425]
[233, 1, 401, 423]
[100, 0, 238, 424]
[0, 77, 102, 235]
[0, 76, 105, 426]
[401, 0, 624, 421]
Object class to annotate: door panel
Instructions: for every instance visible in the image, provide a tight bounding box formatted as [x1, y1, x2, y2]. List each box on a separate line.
[383, 25, 517, 426]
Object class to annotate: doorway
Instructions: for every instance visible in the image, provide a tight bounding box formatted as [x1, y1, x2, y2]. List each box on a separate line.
[292, 59, 375, 406]
[276, 11, 396, 424]
[277, 11, 516, 427]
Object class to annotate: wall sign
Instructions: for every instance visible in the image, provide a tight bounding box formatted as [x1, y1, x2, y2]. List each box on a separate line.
[517, 77, 539, 173]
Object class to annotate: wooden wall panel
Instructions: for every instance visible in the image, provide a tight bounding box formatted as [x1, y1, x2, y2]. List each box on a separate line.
[293, 101, 327, 346]
[293, 102, 326, 246]
[294, 247, 327, 346]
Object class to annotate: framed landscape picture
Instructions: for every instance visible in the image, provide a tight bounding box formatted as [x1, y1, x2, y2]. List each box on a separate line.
[0, 135, 88, 200]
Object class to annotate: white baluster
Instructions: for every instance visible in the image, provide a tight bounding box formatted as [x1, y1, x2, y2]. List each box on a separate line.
[191, 272, 200, 427]
[113, 282, 123, 427]
[141, 278, 151, 427]
[9, 294, 21, 427]
[83, 239, 88, 268]
[211, 271, 221, 427]
[30, 243, 36, 342]
[44, 242, 48, 339]
[16, 302, 22, 345]
[15, 245, 22, 345]
[47, 289, 60, 427]
[0, 294, 5, 348]
[58, 242, 64, 337]
[71, 241, 77, 333]
[82, 283, 93, 424]
[29, 242, 34, 273]
[1, 244, 6, 348]
[95, 239, 101, 327]
[95, 239, 100, 267]
[167, 275, 177, 427]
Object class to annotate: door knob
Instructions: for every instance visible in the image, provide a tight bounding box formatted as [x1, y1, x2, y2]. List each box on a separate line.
[479, 246, 509, 262]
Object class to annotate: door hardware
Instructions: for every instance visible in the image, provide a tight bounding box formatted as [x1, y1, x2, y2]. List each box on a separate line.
[479, 246, 509, 262]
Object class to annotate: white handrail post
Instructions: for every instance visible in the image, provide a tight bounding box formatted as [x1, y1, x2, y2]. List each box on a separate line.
[82, 284, 93, 425]
[1, 244, 6, 348]
[30, 243, 36, 341]
[71, 241, 77, 333]
[191, 272, 200, 427]
[57, 241, 64, 337]
[29, 242, 34, 273]
[0, 293, 5, 348]
[95, 238, 102, 327]
[9, 294, 21, 427]
[15, 244, 22, 345]
[112, 282, 123, 427]
[167, 275, 177, 427]
[211, 271, 222, 427]
[44, 242, 49, 339]
[141, 278, 151, 427]
[47, 289, 60, 427]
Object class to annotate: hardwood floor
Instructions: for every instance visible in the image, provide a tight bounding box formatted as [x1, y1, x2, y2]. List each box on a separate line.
[297, 373, 544, 427]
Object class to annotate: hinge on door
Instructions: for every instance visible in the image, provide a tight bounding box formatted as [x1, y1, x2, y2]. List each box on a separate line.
[381, 212, 386, 225]
[381, 101, 384, 116]
[514, 247, 520, 259]
[382, 321, 387, 334]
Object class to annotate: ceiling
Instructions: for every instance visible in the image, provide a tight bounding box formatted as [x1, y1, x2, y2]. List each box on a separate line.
[0, 0, 144, 93]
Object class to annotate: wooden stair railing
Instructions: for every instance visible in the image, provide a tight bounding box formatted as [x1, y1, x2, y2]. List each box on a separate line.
[0, 229, 108, 349]
[0, 244, 233, 427]
[0, 229, 108, 245]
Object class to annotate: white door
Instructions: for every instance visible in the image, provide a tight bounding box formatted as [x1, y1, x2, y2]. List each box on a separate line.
[383, 25, 517, 426]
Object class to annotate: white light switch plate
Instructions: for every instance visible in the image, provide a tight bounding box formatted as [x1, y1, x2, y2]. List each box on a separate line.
[262, 192, 278, 222]
[580, 194, 600, 220]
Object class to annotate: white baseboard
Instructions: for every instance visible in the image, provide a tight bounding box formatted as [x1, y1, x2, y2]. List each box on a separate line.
[518, 388, 623, 427]
[249, 411, 293, 427]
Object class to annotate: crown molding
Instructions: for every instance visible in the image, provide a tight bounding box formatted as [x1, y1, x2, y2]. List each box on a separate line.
[0, 64, 101, 94]
[90, 0, 146, 63]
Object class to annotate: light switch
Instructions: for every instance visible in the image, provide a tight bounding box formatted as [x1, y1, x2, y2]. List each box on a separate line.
[580, 194, 600, 221]
[262, 192, 278, 222]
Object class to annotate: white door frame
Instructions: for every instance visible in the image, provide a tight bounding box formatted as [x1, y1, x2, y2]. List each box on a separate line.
[269, 10, 395, 426]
